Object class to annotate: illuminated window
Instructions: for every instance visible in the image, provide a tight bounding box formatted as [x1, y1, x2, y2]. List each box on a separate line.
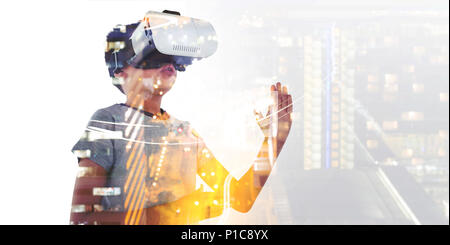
[385, 74, 398, 84]
[277, 37, 293, 47]
[438, 130, 448, 139]
[106, 41, 125, 51]
[384, 74, 398, 93]
[401, 111, 424, 121]
[305, 149, 312, 157]
[331, 133, 339, 140]
[384, 158, 398, 166]
[332, 114, 339, 122]
[411, 158, 424, 165]
[331, 151, 339, 158]
[383, 93, 396, 102]
[332, 87, 340, 93]
[384, 36, 397, 46]
[438, 148, 447, 157]
[366, 121, 376, 131]
[332, 123, 339, 130]
[431, 55, 447, 65]
[297, 37, 303, 47]
[332, 142, 339, 149]
[401, 148, 414, 158]
[384, 82, 398, 93]
[368, 75, 377, 83]
[332, 105, 340, 113]
[440, 93, 449, 102]
[412, 83, 424, 93]
[382, 121, 398, 130]
[413, 46, 425, 56]
[332, 97, 340, 103]
[367, 84, 379, 92]
[332, 160, 339, 167]
[278, 66, 287, 75]
[366, 140, 378, 149]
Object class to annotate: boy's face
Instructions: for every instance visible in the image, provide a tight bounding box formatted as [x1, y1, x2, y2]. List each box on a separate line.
[117, 63, 177, 97]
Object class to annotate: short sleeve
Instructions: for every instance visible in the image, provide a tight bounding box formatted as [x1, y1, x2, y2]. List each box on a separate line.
[71, 109, 116, 172]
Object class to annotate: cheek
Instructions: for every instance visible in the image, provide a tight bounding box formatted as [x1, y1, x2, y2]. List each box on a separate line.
[142, 78, 156, 90]
[142, 69, 158, 78]
[163, 76, 176, 88]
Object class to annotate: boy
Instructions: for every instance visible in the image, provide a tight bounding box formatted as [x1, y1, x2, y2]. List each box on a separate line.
[70, 11, 292, 225]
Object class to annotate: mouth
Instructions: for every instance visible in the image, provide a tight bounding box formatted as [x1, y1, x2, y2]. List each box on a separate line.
[161, 64, 176, 77]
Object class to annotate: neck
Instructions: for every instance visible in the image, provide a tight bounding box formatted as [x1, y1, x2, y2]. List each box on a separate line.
[126, 93, 162, 115]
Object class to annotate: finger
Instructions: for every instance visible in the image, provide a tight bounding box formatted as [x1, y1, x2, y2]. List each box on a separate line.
[254, 109, 263, 120]
[266, 105, 272, 117]
[281, 93, 288, 114]
[287, 94, 293, 113]
[277, 91, 283, 111]
[282, 85, 288, 95]
[270, 84, 276, 92]
[281, 86, 288, 113]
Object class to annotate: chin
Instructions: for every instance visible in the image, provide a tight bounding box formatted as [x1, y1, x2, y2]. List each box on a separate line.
[154, 88, 171, 96]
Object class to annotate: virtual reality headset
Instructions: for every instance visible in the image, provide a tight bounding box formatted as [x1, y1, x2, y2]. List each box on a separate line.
[106, 10, 218, 77]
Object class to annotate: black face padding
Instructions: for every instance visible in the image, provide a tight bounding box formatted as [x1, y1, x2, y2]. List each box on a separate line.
[130, 50, 195, 72]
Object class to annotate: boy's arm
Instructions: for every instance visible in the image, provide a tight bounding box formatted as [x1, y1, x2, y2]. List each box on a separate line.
[70, 158, 123, 225]
[196, 136, 279, 214]
[196, 82, 292, 214]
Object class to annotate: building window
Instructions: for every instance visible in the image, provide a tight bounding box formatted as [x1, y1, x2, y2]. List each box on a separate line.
[410, 83, 424, 94]
[440, 93, 449, 102]
[368, 74, 377, 83]
[411, 158, 424, 165]
[382, 121, 398, 130]
[438, 148, 447, 157]
[332, 160, 339, 167]
[383, 93, 396, 102]
[332, 105, 340, 113]
[401, 148, 414, 158]
[332, 123, 339, 130]
[332, 86, 340, 93]
[366, 140, 378, 149]
[438, 130, 448, 139]
[366, 121, 377, 131]
[401, 111, 424, 121]
[332, 142, 339, 149]
[331, 133, 339, 140]
[331, 151, 339, 158]
[384, 82, 399, 93]
[413, 46, 426, 56]
[367, 84, 379, 92]
[385, 74, 398, 84]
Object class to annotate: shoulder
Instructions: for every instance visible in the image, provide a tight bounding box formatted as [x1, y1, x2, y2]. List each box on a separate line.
[86, 104, 122, 130]
[89, 104, 132, 121]
[92, 104, 125, 119]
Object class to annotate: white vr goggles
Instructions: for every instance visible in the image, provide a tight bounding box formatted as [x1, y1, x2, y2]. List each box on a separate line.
[128, 10, 218, 69]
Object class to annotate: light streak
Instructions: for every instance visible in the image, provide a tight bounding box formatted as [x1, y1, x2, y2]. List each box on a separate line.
[89, 119, 161, 128]
[85, 127, 198, 146]
[218, 174, 233, 224]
